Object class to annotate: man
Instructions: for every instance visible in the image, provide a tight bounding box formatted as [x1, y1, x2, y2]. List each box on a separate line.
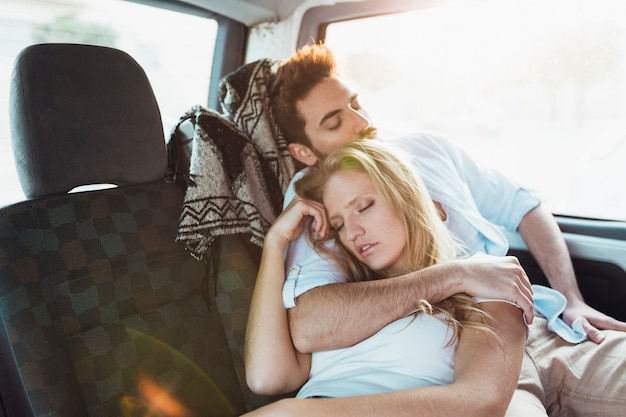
[261, 43, 626, 414]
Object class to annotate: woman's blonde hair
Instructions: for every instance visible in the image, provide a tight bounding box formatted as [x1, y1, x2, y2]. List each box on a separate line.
[295, 139, 498, 344]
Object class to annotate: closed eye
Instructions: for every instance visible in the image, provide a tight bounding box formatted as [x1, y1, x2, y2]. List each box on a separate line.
[358, 201, 374, 212]
[328, 118, 341, 131]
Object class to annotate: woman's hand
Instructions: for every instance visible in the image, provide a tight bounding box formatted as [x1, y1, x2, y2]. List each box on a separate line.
[267, 196, 329, 246]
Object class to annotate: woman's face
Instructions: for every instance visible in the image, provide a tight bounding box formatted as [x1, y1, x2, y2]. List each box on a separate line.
[323, 169, 407, 276]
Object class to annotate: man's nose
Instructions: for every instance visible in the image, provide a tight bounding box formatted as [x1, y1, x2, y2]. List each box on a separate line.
[348, 107, 372, 137]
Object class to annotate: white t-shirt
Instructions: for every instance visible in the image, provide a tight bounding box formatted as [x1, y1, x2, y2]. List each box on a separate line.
[296, 311, 456, 398]
[297, 298, 517, 399]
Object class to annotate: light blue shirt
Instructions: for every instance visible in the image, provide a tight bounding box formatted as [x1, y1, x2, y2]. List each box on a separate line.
[282, 132, 541, 308]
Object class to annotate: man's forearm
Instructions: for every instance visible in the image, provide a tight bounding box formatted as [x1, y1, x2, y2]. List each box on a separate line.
[288, 263, 461, 352]
[517, 204, 582, 302]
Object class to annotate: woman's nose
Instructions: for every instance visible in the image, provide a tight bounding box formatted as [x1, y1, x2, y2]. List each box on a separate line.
[345, 218, 364, 242]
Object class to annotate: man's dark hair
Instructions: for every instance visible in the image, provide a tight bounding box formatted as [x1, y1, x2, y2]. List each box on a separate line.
[270, 43, 337, 148]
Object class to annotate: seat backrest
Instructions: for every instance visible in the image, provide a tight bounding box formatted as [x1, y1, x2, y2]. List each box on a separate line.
[167, 58, 302, 411]
[168, 112, 293, 411]
[1, 43, 245, 417]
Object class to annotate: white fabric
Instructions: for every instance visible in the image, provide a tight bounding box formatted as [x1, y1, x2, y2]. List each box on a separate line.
[296, 312, 457, 398]
[297, 298, 517, 398]
[282, 132, 541, 308]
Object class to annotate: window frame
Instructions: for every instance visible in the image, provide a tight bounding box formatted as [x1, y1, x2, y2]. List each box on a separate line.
[298, 0, 442, 48]
[130, 0, 248, 111]
[1, 0, 247, 207]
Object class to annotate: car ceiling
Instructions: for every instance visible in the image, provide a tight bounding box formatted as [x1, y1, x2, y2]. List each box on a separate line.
[176, 0, 359, 26]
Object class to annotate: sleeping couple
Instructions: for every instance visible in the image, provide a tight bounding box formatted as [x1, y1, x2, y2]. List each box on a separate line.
[242, 44, 626, 416]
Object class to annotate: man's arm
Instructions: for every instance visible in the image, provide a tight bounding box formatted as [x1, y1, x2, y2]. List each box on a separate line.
[517, 204, 626, 343]
[245, 301, 526, 417]
[289, 254, 533, 353]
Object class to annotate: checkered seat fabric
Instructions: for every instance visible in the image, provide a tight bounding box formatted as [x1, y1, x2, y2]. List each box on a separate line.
[1, 44, 244, 417]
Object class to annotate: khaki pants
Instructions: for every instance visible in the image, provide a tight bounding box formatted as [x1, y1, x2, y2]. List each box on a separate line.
[506, 316, 626, 417]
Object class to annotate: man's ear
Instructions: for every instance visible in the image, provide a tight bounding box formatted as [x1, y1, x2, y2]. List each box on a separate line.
[288, 143, 319, 167]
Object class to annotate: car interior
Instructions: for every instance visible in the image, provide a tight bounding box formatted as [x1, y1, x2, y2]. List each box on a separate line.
[1, 1, 625, 416]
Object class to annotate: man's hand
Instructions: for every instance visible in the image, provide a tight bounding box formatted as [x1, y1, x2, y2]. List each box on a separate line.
[517, 204, 626, 343]
[562, 300, 626, 344]
[458, 253, 534, 324]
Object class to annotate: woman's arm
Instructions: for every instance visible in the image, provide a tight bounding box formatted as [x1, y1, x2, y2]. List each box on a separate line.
[244, 301, 526, 417]
[446, 300, 527, 416]
[245, 236, 311, 395]
[244, 198, 327, 395]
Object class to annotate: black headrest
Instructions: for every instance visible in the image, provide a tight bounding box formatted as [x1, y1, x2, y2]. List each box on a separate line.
[9, 43, 167, 199]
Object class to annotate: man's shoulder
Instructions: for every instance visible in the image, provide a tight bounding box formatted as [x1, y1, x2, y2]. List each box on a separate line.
[389, 131, 449, 147]
[387, 131, 455, 158]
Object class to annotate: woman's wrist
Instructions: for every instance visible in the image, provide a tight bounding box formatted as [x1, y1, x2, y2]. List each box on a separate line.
[263, 229, 290, 253]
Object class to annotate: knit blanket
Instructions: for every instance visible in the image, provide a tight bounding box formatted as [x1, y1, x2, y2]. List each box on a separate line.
[170, 59, 296, 261]
[219, 58, 296, 191]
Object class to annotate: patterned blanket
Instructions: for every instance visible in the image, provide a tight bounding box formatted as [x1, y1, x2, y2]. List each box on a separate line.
[169, 59, 296, 261]
[220, 59, 296, 191]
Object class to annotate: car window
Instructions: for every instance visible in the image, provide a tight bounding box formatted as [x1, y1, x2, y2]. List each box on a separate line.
[0, 0, 217, 207]
[325, 0, 626, 221]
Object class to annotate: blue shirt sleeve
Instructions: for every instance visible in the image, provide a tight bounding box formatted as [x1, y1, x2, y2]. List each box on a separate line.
[435, 135, 542, 231]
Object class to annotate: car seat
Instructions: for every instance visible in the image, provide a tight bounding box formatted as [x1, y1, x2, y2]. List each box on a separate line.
[1, 43, 245, 417]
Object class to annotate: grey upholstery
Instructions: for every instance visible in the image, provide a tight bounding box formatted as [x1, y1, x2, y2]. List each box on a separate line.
[1, 44, 245, 417]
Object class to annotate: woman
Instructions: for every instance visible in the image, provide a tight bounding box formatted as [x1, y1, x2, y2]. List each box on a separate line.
[244, 139, 527, 416]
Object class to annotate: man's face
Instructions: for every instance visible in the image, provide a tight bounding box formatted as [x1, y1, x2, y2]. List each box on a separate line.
[295, 77, 375, 165]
